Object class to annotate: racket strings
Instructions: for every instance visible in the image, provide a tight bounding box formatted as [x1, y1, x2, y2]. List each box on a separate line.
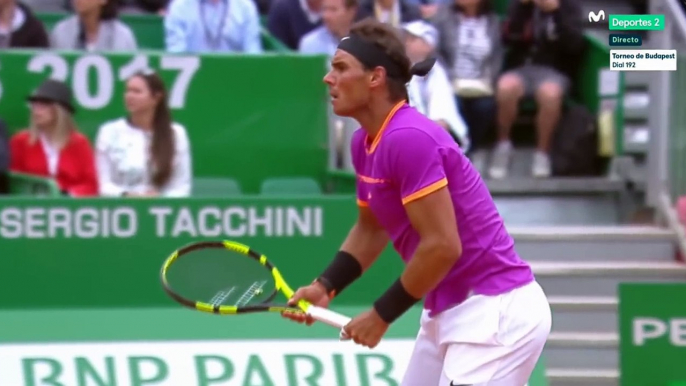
[209, 286, 237, 306]
[163, 245, 278, 311]
[235, 280, 268, 306]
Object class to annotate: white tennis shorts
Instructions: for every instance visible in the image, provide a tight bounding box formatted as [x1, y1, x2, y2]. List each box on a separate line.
[400, 281, 552, 386]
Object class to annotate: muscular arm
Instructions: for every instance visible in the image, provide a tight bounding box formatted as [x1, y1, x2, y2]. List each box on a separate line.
[340, 205, 389, 272]
[371, 128, 462, 320]
[400, 187, 462, 298]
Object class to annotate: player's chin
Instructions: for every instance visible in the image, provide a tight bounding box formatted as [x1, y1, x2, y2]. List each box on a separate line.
[331, 100, 354, 117]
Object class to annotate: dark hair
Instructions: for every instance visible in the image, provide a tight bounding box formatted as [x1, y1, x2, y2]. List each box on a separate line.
[348, 18, 412, 102]
[129, 71, 175, 189]
[344, 0, 358, 8]
[76, 0, 119, 48]
[453, 0, 493, 16]
[100, 0, 119, 20]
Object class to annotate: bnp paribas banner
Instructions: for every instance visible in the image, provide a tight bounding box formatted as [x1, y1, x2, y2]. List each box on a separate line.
[3, 340, 414, 385]
[619, 283, 686, 386]
[0, 307, 548, 386]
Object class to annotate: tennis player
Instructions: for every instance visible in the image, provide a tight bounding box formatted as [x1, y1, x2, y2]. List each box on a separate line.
[283, 18, 552, 386]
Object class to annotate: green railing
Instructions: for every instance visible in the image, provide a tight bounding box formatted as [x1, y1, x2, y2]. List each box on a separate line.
[8, 172, 62, 197]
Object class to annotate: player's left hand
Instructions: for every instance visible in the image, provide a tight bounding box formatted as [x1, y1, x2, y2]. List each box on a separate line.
[342, 308, 389, 349]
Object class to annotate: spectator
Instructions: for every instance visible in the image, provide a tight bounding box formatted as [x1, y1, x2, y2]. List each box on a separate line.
[0, 118, 8, 194]
[298, 0, 357, 55]
[267, 0, 322, 50]
[9, 79, 98, 197]
[491, 0, 583, 179]
[403, 0, 443, 19]
[95, 70, 192, 197]
[356, 0, 421, 28]
[50, 0, 138, 51]
[165, 0, 262, 53]
[432, 0, 501, 159]
[0, 0, 49, 48]
[402, 20, 469, 151]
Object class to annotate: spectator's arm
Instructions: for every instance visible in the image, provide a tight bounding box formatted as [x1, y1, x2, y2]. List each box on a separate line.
[242, 0, 263, 53]
[488, 15, 505, 83]
[94, 126, 126, 197]
[164, 1, 188, 52]
[160, 125, 192, 197]
[266, 1, 292, 49]
[551, 2, 584, 56]
[298, 34, 318, 54]
[69, 136, 99, 197]
[429, 6, 450, 67]
[9, 134, 24, 171]
[425, 65, 469, 149]
[48, 25, 61, 48]
[119, 25, 139, 51]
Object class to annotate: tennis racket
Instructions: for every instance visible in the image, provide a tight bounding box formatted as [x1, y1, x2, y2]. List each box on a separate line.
[160, 240, 352, 332]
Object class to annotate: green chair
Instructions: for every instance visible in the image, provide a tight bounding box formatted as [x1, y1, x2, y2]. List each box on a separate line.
[192, 177, 242, 196]
[260, 177, 322, 195]
[9, 172, 62, 197]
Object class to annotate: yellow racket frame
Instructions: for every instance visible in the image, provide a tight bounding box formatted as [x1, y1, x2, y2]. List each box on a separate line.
[160, 240, 311, 315]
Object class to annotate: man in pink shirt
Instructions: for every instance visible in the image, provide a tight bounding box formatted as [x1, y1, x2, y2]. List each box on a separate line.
[283, 18, 551, 385]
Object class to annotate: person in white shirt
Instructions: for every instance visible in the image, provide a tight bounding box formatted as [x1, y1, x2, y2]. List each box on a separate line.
[95, 70, 192, 197]
[402, 20, 470, 152]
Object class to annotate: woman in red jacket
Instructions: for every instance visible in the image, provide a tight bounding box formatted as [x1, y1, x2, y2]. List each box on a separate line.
[10, 79, 98, 196]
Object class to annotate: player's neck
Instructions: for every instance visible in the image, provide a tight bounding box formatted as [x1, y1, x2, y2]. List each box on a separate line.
[356, 99, 399, 140]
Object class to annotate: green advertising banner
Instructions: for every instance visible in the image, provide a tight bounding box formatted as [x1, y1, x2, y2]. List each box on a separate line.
[0, 307, 548, 385]
[619, 283, 686, 386]
[0, 51, 329, 193]
[0, 197, 404, 309]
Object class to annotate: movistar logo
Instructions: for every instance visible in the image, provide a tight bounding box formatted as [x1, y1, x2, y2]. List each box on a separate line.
[589, 10, 605, 22]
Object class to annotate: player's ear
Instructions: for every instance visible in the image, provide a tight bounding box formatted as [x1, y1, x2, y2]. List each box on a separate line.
[369, 66, 386, 89]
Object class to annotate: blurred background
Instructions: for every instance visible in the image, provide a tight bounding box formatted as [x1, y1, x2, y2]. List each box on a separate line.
[0, 0, 684, 384]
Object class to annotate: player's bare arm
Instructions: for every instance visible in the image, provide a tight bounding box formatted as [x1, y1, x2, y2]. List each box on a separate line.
[282, 205, 388, 325]
[399, 186, 462, 298]
[339, 205, 389, 272]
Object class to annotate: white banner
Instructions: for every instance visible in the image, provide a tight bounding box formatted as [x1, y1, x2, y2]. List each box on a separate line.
[0, 339, 414, 386]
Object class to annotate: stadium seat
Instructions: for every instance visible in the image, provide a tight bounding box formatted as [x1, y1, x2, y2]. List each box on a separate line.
[260, 177, 322, 195]
[192, 177, 242, 196]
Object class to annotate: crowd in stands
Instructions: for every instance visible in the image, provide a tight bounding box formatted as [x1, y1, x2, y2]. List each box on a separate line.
[5, 74, 191, 197]
[291, 0, 584, 178]
[0, 0, 585, 196]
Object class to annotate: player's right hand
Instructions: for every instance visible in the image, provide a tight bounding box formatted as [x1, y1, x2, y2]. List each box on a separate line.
[281, 282, 331, 326]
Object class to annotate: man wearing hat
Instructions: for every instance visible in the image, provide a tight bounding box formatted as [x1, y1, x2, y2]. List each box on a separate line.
[9, 79, 98, 196]
[402, 20, 470, 152]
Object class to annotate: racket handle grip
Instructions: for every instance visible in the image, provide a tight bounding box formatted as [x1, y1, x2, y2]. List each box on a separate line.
[306, 305, 351, 329]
